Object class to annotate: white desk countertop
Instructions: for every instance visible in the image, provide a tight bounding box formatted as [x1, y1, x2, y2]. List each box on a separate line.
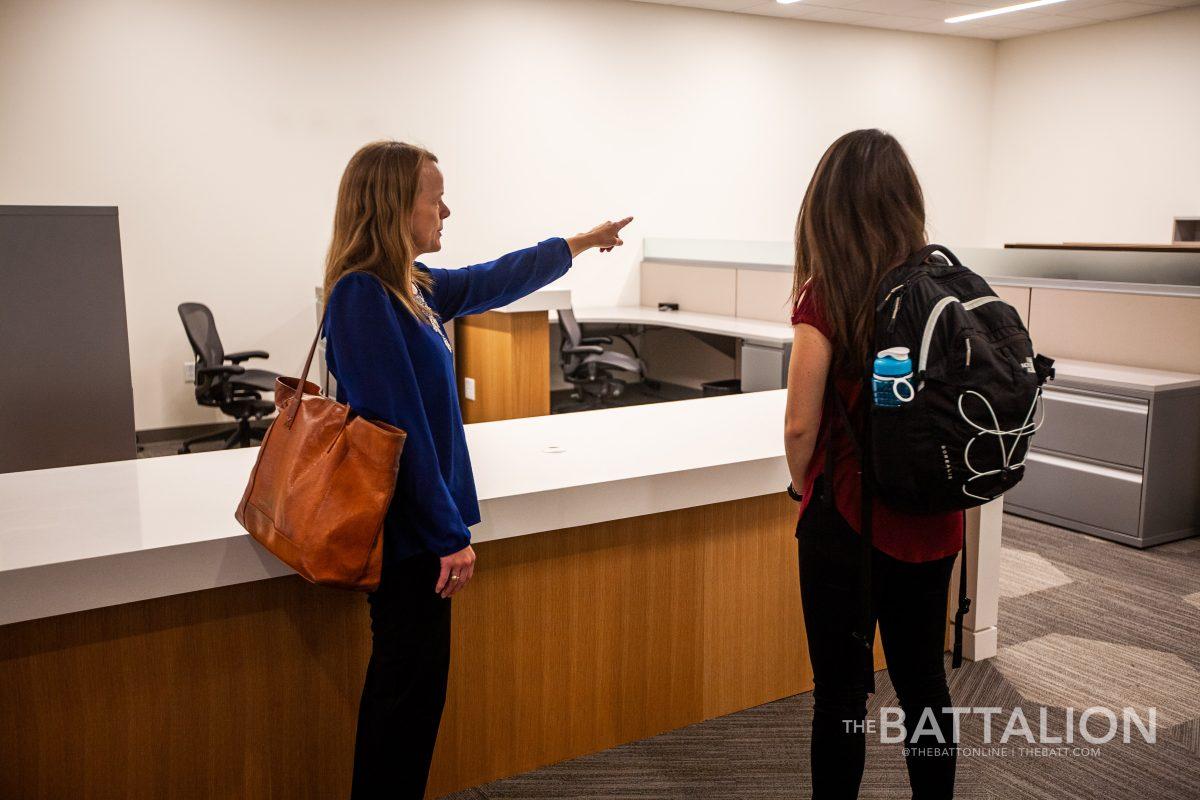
[1049, 358, 1200, 396]
[0, 391, 790, 626]
[564, 306, 793, 347]
[493, 289, 571, 314]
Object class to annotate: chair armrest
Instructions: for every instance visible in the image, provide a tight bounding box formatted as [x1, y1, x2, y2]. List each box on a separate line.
[562, 345, 604, 355]
[226, 350, 269, 363]
[197, 364, 246, 377]
[579, 336, 613, 345]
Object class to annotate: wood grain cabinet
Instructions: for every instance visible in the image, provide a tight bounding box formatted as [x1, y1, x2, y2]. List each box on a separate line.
[1006, 360, 1200, 548]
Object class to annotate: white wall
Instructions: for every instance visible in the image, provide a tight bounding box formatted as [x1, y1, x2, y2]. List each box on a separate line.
[0, 0, 997, 430]
[986, 6, 1200, 246]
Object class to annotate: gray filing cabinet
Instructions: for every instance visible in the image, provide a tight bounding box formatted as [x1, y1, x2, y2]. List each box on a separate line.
[1006, 359, 1200, 548]
[740, 341, 792, 392]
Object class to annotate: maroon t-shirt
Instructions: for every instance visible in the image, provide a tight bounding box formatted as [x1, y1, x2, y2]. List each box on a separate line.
[791, 285, 962, 563]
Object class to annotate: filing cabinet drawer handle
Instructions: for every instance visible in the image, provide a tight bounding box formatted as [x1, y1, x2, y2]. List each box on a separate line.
[1042, 390, 1147, 415]
[1025, 451, 1143, 484]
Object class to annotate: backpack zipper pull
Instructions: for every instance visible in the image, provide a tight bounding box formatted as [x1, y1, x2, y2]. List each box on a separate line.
[965, 337, 972, 367]
[876, 281, 908, 312]
[886, 295, 903, 334]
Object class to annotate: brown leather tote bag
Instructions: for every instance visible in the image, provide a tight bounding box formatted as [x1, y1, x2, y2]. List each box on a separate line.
[235, 323, 406, 592]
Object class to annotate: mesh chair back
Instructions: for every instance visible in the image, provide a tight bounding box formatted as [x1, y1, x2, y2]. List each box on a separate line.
[178, 302, 227, 401]
[558, 307, 583, 348]
[178, 303, 224, 368]
[557, 308, 592, 378]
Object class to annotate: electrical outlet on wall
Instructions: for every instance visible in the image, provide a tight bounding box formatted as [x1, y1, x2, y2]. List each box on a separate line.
[463, 377, 476, 401]
[184, 361, 196, 383]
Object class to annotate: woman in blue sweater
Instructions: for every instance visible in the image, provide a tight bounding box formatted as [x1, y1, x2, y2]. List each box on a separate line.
[321, 140, 630, 798]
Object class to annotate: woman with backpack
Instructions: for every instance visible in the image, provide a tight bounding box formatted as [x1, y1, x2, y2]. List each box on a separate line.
[783, 129, 963, 799]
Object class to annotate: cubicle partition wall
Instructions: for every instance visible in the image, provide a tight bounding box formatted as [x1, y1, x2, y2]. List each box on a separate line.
[637, 257, 794, 392]
[0, 206, 136, 472]
[640, 240, 1200, 376]
[959, 245, 1200, 375]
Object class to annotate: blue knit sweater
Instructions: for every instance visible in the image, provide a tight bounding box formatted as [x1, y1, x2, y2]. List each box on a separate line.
[323, 237, 573, 561]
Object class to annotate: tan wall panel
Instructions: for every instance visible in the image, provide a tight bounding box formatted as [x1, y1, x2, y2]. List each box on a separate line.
[992, 285, 1030, 327]
[1028, 289, 1200, 373]
[640, 262, 736, 316]
[736, 269, 794, 324]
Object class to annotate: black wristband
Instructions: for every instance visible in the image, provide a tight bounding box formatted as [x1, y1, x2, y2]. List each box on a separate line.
[786, 483, 804, 502]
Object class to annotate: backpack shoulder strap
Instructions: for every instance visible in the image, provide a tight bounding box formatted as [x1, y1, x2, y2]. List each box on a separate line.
[952, 514, 971, 668]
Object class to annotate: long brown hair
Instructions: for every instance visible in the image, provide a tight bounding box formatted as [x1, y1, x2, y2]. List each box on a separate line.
[791, 129, 926, 377]
[323, 140, 437, 320]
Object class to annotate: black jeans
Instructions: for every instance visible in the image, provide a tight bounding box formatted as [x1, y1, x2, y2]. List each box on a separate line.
[351, 552, 452, 799]
[798, 484, 958, 800]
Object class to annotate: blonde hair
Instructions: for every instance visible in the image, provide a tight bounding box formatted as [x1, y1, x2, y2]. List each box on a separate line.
[323, 140, 437, 320]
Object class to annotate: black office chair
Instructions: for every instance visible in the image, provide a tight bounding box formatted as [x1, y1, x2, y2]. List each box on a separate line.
[177, 303, 280, 453]
[557, 308, 646, 408]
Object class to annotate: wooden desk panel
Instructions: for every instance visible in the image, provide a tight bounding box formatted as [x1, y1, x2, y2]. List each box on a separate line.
[0, 494, 817, 800]
[455, 310, 551, 423]
[434, 493, 810, 793]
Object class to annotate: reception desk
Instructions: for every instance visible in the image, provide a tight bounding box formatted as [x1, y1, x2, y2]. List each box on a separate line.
[0, 391, 1000, 798]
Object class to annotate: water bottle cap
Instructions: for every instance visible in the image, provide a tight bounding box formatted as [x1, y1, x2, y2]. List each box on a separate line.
[878, 346, 910, 360]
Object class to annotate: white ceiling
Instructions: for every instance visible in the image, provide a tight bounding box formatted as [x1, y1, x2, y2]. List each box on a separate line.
[629, 0, 1199, 39]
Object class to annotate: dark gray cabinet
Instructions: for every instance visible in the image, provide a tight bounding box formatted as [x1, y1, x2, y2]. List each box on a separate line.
[0, 206, 136, 472]
[1006, 359, 1200, 548]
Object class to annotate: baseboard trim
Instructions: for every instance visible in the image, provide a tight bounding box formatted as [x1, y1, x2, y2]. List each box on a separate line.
[136, 421, 269, 444]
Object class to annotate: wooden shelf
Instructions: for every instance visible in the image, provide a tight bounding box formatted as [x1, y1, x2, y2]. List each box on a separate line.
[1005, 242, 1200, 253]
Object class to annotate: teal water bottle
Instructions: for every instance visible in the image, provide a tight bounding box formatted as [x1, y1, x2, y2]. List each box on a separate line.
[873, 347, 915, 407]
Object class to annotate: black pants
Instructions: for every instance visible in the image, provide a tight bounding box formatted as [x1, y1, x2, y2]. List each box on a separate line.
[351, 552, 452, 800]
[797, 486, 958, 800]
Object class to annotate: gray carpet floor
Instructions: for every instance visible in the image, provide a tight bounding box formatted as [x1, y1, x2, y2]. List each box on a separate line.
[442, 516, 1200, 800]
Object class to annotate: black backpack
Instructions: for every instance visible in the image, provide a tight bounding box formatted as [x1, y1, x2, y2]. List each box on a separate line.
[827, 244, 1055, 669]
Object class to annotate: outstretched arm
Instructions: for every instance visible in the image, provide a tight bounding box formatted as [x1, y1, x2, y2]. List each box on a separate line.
[426, 217, 633, 321]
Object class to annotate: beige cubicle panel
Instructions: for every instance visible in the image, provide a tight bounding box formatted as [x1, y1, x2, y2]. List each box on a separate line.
[1028, 289, 1200, 374]
[736, 269, 793, 324]
[640, 261, 736, 316]
[992, 285, 1030, 325]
